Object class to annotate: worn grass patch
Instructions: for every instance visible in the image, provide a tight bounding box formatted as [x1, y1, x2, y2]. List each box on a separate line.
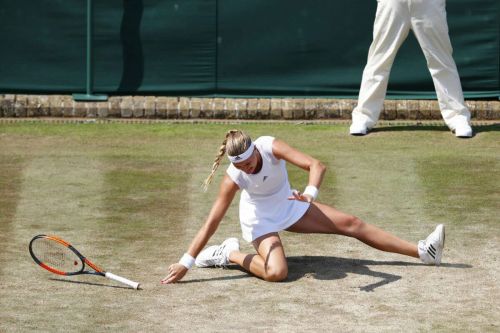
[0, 155, 24, 226]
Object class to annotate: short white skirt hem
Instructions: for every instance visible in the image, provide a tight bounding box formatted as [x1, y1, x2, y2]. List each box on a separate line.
[240, 201, 311, 243]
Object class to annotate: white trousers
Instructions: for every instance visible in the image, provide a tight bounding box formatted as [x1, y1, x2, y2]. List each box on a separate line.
[352, 0, 471, 130]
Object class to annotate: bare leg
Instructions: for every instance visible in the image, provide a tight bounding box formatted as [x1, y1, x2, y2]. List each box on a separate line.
[228, 233, 288, 282]
[287, 202, 418, 258]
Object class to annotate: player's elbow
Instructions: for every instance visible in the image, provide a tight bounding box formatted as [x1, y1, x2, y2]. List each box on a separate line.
[312, 160, 326, 176]
[318, 161, 326, 174]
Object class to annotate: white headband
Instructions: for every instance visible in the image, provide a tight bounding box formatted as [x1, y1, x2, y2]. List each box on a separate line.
[228, 142, 255, 163]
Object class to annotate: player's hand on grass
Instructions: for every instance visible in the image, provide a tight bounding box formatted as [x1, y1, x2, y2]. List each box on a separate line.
[287, 189, 313, 203]
[161, 263, 188, 284]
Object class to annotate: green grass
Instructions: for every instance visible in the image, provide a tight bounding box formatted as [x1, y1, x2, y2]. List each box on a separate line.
[0, 155, 23, 225]
[417, 155, 499, 225]
[0, 121, 498, 332]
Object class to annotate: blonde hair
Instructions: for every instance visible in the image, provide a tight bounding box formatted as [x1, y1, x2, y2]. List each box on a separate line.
[203, 129, 252, 191]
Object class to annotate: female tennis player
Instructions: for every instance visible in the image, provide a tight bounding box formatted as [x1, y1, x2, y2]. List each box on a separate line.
[161, 130, 444, 283]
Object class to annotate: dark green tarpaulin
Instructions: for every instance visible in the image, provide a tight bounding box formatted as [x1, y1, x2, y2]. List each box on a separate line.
[0, 0, 498, 98]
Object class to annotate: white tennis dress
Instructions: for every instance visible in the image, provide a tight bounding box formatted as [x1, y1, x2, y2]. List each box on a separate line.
[226, 136, 310, 242]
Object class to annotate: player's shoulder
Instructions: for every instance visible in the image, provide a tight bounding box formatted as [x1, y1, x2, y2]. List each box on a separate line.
[255, 135, 275, 143]
[255, 136, 279, 161]
[226, 163, 247, 188]
[254, 136, 275, 150]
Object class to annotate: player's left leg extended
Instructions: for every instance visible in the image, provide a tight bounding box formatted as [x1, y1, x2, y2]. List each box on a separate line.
[286, 202, 419, 258]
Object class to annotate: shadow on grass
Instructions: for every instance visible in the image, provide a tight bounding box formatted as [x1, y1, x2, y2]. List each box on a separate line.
[172, 256, 471, 291]
[285, 256, 472, 292]
[371, 123, 499, 134]
[186, 260, 400, 291]
[179, 273, 251, 284]
[474, 123, 500, 133]
[49, 278, 140, 290]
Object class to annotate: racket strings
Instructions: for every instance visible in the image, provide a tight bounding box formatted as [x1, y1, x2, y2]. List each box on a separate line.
[32, 238, 83, 273]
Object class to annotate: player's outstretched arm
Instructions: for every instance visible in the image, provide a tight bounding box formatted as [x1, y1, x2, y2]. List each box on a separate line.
[161, 175, 239, 284]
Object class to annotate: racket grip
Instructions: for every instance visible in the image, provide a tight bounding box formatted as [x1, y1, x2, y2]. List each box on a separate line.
[105, 272, 140, 289]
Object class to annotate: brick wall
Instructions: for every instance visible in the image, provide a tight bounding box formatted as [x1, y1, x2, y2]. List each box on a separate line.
[1, 94, 499, 120]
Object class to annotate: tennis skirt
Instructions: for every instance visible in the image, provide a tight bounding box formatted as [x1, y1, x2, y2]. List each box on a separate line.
[238, 188, 311, 242]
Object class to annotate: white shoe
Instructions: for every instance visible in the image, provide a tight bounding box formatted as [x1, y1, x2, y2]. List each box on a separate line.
[195, 238, 239, 268]
[454, 122, 473, 138]
[349, 122, 369, 136]
[418, 224, 445, 265]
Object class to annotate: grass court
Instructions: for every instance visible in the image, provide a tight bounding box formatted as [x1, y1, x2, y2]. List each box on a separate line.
[0, 121, 498, 332]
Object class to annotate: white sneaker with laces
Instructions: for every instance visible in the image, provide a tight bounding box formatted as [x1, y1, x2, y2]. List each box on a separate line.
[418, 224, 445, 265]
[195, 238, 240, 268]
[349, 121, 369, 136]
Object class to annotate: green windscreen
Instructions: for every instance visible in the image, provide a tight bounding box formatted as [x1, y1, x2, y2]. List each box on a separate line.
[0, 0, 498, 98]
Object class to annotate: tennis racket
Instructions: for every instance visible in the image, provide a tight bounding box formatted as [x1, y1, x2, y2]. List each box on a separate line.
[29, 234, 140, 289]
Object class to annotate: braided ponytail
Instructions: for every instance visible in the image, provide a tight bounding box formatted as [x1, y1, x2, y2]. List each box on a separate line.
[202, 129, 251, 191]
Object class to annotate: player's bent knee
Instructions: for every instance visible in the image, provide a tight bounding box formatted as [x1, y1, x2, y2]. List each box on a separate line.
[263, 265, 288, 282]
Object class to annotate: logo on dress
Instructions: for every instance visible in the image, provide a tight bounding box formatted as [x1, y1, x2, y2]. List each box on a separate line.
[263, 176, 268, 182]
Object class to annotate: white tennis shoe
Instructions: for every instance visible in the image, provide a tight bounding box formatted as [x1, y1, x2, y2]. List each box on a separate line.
[418, 224, 445, 265]
[454, 122, 473, 138]
[349, 121, 369, 136]
[195, 238, 240, 268]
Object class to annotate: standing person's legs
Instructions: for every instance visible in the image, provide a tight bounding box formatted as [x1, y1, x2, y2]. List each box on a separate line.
[351, 0, 412, 134]
[286, 202, 419, 258]
[410, 0, 472, 136]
